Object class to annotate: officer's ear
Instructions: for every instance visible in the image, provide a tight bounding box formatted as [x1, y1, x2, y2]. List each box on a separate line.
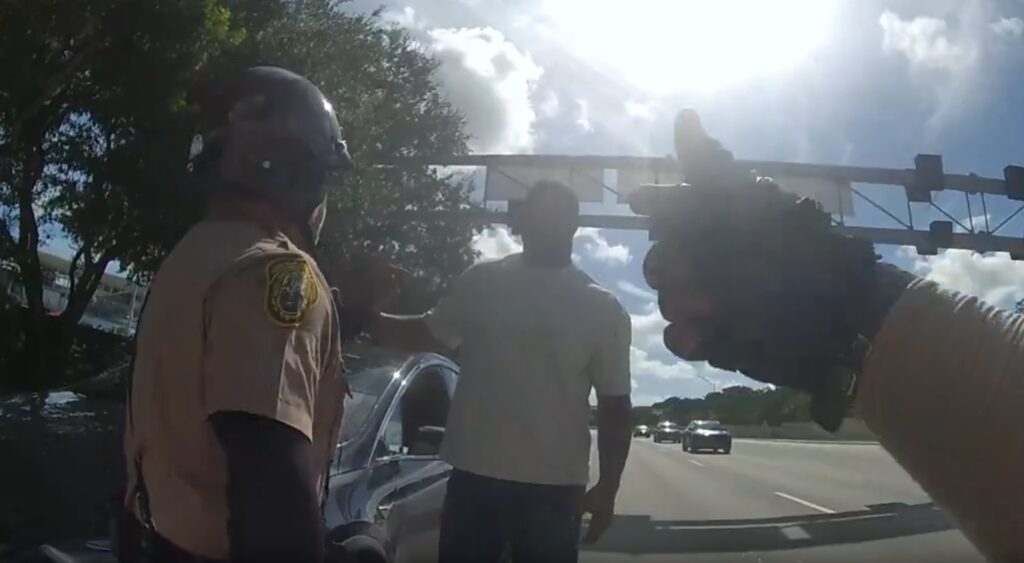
[507, 199, 525, 236]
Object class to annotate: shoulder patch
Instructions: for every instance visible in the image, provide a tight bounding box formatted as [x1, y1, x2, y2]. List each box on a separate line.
[265, 257, 321, 326]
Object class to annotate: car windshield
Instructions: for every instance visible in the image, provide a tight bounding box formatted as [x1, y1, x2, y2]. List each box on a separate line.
[337, 366, 398, 444]
[696, 422, 724, 430]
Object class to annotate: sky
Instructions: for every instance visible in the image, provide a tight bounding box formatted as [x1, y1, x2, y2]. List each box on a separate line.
[42, 1, 1024, 405]
[343, 0, 1024, 405]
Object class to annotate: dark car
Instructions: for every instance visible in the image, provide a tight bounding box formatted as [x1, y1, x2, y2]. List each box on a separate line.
[652, 421, 682, 443]
[4, 349, 459, 563]
[682, 420, 732, 454]
[633, 424, 652, 438]
[324, 350, 458, 563]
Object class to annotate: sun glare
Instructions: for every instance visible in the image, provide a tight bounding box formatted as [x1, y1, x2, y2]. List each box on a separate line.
[540, 0, 838, 93]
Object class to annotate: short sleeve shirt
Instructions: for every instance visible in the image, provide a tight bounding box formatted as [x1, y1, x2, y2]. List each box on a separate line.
[424, 253, 631, 485]
[123, 219, 345, 560]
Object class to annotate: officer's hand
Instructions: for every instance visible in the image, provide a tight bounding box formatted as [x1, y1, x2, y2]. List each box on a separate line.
[633, 110, 882, 430]
[331, 254, 406, 315]
[580, 483, 617, 544]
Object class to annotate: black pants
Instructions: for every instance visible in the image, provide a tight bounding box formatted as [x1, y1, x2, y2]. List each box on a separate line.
[116, 510, 227, 563]
[438, 469, 584, 563]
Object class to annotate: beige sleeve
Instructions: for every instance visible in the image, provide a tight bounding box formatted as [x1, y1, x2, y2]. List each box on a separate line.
[857, 278, 1024, 562]
[202, 254, 330, 441]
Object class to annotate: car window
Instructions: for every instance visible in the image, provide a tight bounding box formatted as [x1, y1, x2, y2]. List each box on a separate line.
[338, 366, 398, 444]
[380, 366, 452, 458]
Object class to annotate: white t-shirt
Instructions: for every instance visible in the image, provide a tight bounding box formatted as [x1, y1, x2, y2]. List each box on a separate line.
[425, 253, 632, 485]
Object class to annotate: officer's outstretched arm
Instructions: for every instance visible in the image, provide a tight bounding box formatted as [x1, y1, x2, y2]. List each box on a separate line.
[370, 314, 448, 352]
[211, 412, 324, 563]
[369, 264, 478, 353]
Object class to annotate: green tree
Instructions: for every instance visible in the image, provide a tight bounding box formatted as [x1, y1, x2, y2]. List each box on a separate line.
[0, 0, 247, 391]
[1, 0, 479, 391]
[245, 0, 479, 309]
[646, 386, 815, 426]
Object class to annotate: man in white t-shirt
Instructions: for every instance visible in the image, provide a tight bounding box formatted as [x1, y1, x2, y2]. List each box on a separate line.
[370, 181, 633, 562]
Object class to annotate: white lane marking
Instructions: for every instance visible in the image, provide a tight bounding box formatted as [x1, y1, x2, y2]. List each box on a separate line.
[688, 459, 705, 467]
[780, 525, 811, 540]
[773, 491, 836, 514]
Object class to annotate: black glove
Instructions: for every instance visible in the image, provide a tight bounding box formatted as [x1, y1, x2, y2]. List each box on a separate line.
[632, 110, 882, 431]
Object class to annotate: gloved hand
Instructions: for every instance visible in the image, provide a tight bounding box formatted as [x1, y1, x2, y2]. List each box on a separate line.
[632, 110, 884, 431]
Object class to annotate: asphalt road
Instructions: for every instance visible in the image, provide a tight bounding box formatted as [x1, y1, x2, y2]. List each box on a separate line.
[582, 437, 985, 563]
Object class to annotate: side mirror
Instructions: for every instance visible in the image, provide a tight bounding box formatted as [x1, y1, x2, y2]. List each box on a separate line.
[409, 425, 446, 456]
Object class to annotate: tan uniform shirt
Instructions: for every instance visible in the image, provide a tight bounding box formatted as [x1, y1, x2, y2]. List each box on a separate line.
[858, 279, 1024, 562]
[123, 219, 346, 560]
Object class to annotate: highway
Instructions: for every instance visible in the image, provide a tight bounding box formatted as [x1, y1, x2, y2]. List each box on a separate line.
[582, 437, 985, 563]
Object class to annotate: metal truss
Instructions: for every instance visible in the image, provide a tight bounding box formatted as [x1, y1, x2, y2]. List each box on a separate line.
[379, 154, 1024, 259]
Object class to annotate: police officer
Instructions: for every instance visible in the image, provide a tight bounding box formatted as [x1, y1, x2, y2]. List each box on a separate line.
[121, 66, 355, 563]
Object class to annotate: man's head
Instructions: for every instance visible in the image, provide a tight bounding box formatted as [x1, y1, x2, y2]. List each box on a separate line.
[189, 66, 353, 246]
[517, 181, 580, 264]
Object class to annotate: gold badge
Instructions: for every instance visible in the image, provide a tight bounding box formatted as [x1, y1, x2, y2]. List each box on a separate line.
[265, 258, 320, 326]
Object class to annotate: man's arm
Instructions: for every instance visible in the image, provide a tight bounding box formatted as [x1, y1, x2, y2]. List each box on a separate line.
[367, 267, 476, 352]
[210, 412, 323, 563]
[369, 314, 447, 352]
[595, 394, 632, 491]
[581, 301, 633, 543]
[856, 278, 1024, 562]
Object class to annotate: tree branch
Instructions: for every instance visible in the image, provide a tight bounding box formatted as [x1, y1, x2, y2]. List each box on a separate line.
[66, 239, 91, 302]
[15, 144, 46, 320]
[61, 243, 117, 326]
[5, 19, 100, 152]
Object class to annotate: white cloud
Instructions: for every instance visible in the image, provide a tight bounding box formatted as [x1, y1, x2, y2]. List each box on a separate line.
[472, 226, 521, 261]
[616, 280, 656, 302]
[991, 17, 1024, 37]
[879, 11, 975, 72]
[383, 6, 422, 30]
[536, 90, 560, 118]
[575, 227, 631, 265]
[901, 247, 1024, 309]
[424, 27, 543, 153]
[630, 302, 667, 350]
[630, 346, 696, 380]
[624, 99, 655, 120]
[575, 99, 592, 132]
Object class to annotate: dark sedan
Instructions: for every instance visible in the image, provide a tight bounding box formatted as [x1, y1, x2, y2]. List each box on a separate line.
[682, 420, 732, 454]
[652, 421, 682, 443]
[5, 349, 459, 563]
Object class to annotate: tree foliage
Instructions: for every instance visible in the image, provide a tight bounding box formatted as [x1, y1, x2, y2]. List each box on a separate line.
[638, 386, 814, 426]
[0, 0, 478, 390]
[245, 0, 478, 309]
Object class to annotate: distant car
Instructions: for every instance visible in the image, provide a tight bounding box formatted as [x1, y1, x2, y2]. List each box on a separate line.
[4, 349, 461, 563]
[652, 421, 682, 443]
[633, 424, 652, 438]
[682, 420, 732, 454]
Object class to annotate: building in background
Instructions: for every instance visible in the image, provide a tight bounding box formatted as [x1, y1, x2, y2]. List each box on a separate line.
[0, 252, 144, 336]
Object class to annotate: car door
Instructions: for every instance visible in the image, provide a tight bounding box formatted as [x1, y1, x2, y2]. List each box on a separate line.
[384, 362, 457, 563]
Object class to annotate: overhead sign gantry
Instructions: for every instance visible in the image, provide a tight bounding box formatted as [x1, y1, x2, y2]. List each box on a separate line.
[380, 153, 1024, 258]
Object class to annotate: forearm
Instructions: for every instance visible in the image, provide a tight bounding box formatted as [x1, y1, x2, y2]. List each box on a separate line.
[210, 412, 323, 563]
[369, 314, 446, 352]
[595, 396, 633, 490]
[856, 280, 1024, 561]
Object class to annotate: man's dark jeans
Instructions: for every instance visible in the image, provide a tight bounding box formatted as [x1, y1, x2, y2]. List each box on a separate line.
[438, 469, 584, 563]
